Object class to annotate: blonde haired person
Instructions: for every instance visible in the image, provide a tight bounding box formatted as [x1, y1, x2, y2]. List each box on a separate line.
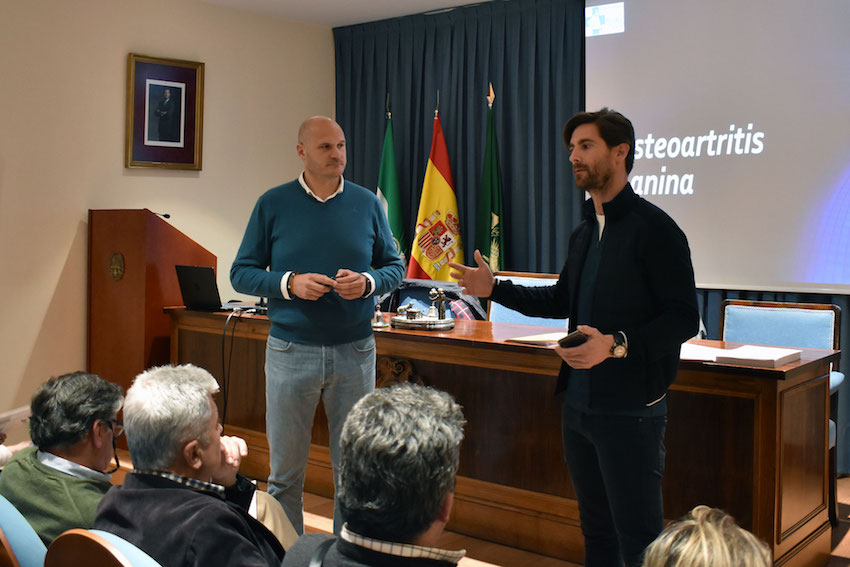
[642, 505, 770, 567]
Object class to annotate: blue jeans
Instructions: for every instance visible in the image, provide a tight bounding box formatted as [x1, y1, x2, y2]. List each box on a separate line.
[562, 402, 667, 567]
[264, 335, 376, 534]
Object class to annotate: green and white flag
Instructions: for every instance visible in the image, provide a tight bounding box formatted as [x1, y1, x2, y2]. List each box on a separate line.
[476, 86, 504, 271]
[377, 114, 407, 258]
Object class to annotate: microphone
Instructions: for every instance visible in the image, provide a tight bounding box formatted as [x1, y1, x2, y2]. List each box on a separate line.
[154, 212, 171, 219]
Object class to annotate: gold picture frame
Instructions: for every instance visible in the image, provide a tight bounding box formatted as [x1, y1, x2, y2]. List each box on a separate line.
[125, 53, 204, 170]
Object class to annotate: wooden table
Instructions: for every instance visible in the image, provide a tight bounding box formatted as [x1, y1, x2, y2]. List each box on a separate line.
[169, 309, 838, 566]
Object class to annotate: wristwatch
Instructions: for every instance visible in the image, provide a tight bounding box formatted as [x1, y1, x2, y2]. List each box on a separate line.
[360, 274, 374, 298]
[611, 331, 628, 359]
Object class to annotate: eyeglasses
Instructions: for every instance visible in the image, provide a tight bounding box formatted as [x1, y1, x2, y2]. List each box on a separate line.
[104, 419, 123, 474]
[108, 419, 124, 438]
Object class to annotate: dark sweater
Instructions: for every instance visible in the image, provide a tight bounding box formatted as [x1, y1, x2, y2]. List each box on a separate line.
[490, 184, 699, 410]
[93, 472, 284, 567]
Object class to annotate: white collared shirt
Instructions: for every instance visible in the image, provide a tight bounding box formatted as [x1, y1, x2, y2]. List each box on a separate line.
[37, 450, 111, 483]
[297, 171, 344, 203]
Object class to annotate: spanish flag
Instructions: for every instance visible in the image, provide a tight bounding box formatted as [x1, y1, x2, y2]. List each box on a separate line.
[406, 112, 465, 280]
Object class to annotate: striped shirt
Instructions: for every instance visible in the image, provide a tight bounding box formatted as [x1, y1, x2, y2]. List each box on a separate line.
[341, 524, 465, 563]
[131, 470, 225, 496]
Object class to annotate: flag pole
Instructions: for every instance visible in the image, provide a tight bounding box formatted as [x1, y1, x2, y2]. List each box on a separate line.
[476, 81, 504, 271]
[376, 94, 407, 262]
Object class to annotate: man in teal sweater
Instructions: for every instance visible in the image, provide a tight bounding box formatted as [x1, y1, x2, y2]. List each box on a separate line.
[231, 116, 404, 535]
[0, 372, 123, 544]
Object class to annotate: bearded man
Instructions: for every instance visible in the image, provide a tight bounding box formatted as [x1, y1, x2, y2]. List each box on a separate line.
[450, 108, 699, 567]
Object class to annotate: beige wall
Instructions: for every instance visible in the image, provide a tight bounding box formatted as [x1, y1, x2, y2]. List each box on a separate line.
[0, 0, 335, 415]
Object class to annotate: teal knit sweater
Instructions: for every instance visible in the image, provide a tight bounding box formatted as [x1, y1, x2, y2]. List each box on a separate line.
[231, 178, 404, 344]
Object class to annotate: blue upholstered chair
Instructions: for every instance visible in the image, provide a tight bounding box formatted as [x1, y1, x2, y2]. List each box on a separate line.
[45, 529, 161, 567]
[720, 299, 843, 525]
[488, 271, 568, 329]
[0, 494, 47, 567]
[91, 531, 162, 567]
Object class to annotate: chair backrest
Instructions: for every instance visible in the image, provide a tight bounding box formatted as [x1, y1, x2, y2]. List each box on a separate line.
[720, 300, 841, 369]
[0, 494, 47, 567]
[91, 531, 161, 567]
[45, 529, 161, 567]
[488, 271, 568, 329]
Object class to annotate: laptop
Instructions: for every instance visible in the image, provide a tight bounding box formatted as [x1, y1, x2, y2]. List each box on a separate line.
[175, 265, 249, 312]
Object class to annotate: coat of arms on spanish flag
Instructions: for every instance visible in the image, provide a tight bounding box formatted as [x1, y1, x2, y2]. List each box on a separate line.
[406, 111, 465, 281]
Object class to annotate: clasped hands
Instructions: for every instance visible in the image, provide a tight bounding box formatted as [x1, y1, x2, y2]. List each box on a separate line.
[449, 250, 614, 370]
[290, 269, 366, 301]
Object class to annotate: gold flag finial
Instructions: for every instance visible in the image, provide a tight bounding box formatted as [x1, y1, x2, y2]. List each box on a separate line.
[487, 82, 495, 109]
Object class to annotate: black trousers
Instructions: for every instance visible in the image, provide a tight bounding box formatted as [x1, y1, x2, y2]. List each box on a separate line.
[561, 402, 667, 567]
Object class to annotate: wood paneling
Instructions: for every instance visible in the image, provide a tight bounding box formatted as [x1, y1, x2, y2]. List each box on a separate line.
[413, 360, 571, 496]
[778, 379, 829, 547]
[171, 312, 839, 566]
[665, 389, 756, 529]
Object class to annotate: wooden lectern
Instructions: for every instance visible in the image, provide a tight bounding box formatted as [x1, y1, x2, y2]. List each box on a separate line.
[87, 209, 215, 395]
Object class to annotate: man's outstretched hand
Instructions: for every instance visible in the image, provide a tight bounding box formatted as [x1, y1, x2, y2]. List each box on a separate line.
[449, 250, 496, 298]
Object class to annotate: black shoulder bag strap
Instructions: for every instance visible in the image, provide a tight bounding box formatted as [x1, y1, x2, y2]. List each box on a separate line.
[308, 538, 335, 567]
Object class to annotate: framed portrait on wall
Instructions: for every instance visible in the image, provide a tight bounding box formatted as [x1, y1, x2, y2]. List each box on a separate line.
[125, 53, 204, 170]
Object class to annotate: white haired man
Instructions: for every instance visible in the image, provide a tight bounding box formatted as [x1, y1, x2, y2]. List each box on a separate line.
[94, 364, 291, 567]
[282, 383, 466, 567]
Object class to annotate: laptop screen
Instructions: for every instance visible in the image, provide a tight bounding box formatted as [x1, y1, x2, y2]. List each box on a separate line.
[175, 265, 224, 311]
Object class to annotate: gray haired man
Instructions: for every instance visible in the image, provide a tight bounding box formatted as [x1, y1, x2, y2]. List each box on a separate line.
[0, 371, 123, 544]
[282, 383, 467, 567]
[94, 364, 290, 567]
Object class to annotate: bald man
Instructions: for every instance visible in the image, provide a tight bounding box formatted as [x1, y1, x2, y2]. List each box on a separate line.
[231, 117, 404, 535]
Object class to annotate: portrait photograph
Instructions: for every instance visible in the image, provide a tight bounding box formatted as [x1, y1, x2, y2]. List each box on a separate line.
[125, 53, 204, 169]
[145, 81, 185, 147]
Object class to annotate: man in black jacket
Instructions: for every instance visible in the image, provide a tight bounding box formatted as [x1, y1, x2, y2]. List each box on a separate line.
[94, 364, 287, 567]
[450, 108, 699, 567]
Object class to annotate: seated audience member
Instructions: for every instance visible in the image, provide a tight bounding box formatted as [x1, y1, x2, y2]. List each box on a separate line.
[94, 364, 287, 567]
[283, 382, 467, 567]
[0, 371, 123, 544]
[0, 432, 30, 468]
[642, 505, 771, 567]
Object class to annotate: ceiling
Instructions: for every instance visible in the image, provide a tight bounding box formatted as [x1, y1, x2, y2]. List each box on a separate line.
[202, 0, 484, 28]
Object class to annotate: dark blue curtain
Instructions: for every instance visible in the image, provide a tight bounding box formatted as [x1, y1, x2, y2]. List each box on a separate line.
[333, 0, 585, 272]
